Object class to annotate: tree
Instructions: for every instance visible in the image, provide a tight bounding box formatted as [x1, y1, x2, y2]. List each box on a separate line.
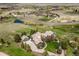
[21, 32, 26, 36]
[73, 9, 78, 13]
[21, 42, 25, 49]
[6, 41, 11, 46]
[30, 29, 38, 36]
[57, 48, 62, 54]
[61, 40, 68, 50]
[73, 37, 79, 42]
[45, 5, 52, 18]
[0, 38, 5, 44]
[69, 42, 77, 48]
[73, 46, 79, 56]
[25, 43, 31, 52]
[21, 42, 31, 52]
[14, 34, 21, 42]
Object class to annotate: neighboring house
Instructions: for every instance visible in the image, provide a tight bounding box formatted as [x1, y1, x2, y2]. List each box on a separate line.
[42, 31, 55, 41]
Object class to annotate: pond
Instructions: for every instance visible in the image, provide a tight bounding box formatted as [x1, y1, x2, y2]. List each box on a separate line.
[14, 19, 24, 23]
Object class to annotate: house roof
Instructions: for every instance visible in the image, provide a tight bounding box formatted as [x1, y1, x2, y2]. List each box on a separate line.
[32, 32, 43, 44]
[21, 35, 29, 41]
[44, 31, 55, 37]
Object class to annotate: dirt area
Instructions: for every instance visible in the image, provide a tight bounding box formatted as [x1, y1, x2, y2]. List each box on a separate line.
[0, 23, 29, 33]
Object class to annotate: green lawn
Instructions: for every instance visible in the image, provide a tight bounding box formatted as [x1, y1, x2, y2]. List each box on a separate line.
[0, 46, 34, 56]
[45, 41, 58, 53]
[0, 31, 34, 56]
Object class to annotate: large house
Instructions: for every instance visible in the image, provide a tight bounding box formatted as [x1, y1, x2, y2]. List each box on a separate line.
[21, 31, 55, 49]
[31, 32, 45, 49]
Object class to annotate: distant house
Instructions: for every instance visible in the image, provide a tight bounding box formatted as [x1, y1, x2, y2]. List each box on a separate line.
[14, 19, 24, 23]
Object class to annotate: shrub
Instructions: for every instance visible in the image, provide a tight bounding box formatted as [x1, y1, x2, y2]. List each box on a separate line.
[14, 34, 21, 43]
[61, 40, 68, 50]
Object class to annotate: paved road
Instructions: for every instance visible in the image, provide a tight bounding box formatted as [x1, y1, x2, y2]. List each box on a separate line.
[34, 20, 79, 26]
[44, 22, 79, 26]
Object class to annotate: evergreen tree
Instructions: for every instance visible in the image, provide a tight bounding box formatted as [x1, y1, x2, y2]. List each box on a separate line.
[30, 29, 38, 35]
[0, 38, 5, 44]
[7, 41, 11, 46]
[61, 40, 68, 50]
[25, 44, 31, 52]
[14, 34, 21, 42]
[21, 42, 25, 49]
[21, 32, 26, 36]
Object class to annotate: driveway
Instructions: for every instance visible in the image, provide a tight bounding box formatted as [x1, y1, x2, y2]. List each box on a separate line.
[0, 52, 9, 56]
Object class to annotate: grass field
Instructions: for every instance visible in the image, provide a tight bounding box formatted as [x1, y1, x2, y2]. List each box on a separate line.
[45, 41, 58, 53]
[0, 46, 34, 56]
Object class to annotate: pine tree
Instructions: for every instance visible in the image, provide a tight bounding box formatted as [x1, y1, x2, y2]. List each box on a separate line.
[21, 32, 26, 36]
[0, 38, 5, 44]
[14, 34, 21, 42]
[61, 40, 68, 50]
[21, 42, 25, 49]
[25, 44, 31, 52]
[7, 41, 11, 46]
